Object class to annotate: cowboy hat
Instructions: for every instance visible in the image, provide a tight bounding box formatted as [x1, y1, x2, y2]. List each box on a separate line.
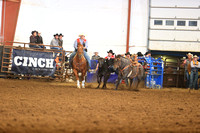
[54, 33, 59, 37]
[31, 30, 37, 35]
[79, 34, 85, 37]
[145, 51, 151, 55]
[125, 52, 132, 56]
[107, 50, 115, 55]
[137, 52, 143, 56]
[59, 33, 64, 37]
[193, 55, 199, 59]
[187, 53, 193, 56]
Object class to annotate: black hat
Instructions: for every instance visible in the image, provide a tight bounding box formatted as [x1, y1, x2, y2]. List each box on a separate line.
[54, 33, 59, 37]
[59, 33, 64, 37]
[31, 30, 37, 35]
[145, 51, 151, 55]
[125, 52, 132, 56]
[137, 52, 143, 56]
[107, 50, 115, 55]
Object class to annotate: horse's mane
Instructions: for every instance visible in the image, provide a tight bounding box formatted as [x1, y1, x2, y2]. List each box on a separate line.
[117, 56, 132, 66]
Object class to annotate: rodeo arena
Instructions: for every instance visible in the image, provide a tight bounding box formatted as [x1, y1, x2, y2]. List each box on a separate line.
[1, 0, 200, 132]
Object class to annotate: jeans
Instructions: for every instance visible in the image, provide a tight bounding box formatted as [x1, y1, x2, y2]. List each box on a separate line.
[29, 45, 40, 48]
[51, 47, 62, 50]
[69, 51, 91, 67]
[185, 70, 190, 88]
[51, 47, 63, 57]
[189, 69, 198, 89]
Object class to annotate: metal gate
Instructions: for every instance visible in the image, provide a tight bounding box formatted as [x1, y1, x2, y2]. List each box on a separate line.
[163, 58, 185, 88]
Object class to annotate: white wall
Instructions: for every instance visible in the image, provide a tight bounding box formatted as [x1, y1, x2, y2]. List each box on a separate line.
[129, 0, 148, 55]
[149, 0, 200, 52]
[14, 0, 128, 57]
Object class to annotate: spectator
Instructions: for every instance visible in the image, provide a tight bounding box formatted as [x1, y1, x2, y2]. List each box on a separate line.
[50, 33, 61, 50]
[105, 50, 115, 72]
[91, 52, 100, 60]
[189, 55, 200, 91]
[36, 31, 45, 48]
[58, 33, 64, 47]
[29, 30, 40, 48]
[145, 51, 151, 57]
[125, 52, 131, 59]
[137, 52, 143, 57]
[183, 53, 193, 88]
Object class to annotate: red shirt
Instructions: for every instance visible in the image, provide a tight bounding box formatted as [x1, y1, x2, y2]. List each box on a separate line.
[105, 55, 115, 59]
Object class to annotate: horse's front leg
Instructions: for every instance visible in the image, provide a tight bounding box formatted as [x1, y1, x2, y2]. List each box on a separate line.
[115, 76, 122, 90]
[81, 70, 87, 88]
[73, 69, 80, 88]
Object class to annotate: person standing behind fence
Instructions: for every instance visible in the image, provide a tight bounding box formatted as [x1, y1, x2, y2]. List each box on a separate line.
[58, 33, 64, 47]
[29, 30, 39, 48]
[189, 55, 200, 91]
[183, 53, 193, 88]
[50, 33, 61, 50]
[91, 52, 100, 60]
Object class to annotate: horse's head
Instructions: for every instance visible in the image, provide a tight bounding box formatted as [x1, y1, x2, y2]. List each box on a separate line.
[77, 42, 84, 54]
[98, 58, 105, 68]
[113, 54, 122, 70]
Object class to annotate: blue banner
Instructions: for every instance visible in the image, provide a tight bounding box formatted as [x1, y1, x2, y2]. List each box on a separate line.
[11, 49, 57, 76]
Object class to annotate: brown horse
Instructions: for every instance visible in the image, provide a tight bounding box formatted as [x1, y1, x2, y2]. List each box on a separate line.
[72, 43, 88, 88]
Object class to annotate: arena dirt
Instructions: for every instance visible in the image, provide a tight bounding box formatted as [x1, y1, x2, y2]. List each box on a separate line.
[0, 78, 200, 133]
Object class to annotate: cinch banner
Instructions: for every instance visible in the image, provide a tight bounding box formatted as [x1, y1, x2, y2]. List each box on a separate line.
[11, 49, 57, 76]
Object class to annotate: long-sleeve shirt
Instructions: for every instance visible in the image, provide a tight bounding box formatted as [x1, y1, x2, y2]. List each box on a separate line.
[91, 55, 100, 60]
[58, 38, 63, 47]
[190, 60, 200, 68]
[183, 59, 192, 71]
[30, 35, 37, 43]
[50, 38, 59, 47]
[37, 36, 43, 44]
[74, 38, 88, 49]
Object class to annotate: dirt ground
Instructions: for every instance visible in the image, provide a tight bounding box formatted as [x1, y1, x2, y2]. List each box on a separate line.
[0, 78, 200, 133]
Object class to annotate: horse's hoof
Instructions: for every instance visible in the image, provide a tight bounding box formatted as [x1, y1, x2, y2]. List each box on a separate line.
[77, 85, 81, 89]
[82, 86, 85, 88]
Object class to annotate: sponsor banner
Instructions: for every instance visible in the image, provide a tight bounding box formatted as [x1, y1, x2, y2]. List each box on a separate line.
[11, 49, 57, 76]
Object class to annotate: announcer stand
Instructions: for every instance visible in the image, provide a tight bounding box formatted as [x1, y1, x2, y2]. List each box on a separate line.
[138, 56, 164, 89]
[0, 41, 66, 81]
